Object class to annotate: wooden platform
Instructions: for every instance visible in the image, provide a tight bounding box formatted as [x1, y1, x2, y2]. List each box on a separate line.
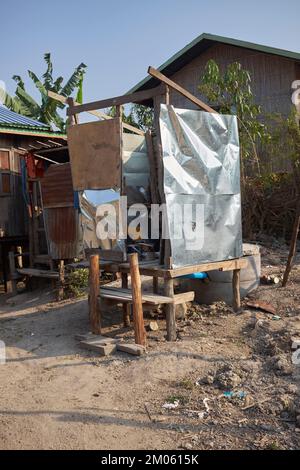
[99, 286, 194, 306]
[106, 258, 248, 279]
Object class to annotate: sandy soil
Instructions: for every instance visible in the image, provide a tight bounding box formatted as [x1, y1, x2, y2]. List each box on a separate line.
[0, 239, 300, 450]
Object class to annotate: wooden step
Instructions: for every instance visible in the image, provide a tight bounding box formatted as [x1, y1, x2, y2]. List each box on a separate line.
[17, 268, 59, 279]
[99, 286, 194, 306]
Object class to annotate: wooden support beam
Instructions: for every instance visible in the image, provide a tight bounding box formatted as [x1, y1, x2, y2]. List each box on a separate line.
[121, 272, 131, 327]
[148, 66, 217, 114]
[232, 269, 241, 313]
[129, 253, 146, 346]
[8, 251, 17, 296]
[89, 254, 101, 334]
[282, 202, 300, 287]
[67, 86, 164, 117]
[57, 260, 65, 301]
[49, 90, 144, 136]
[164, 278, 177, 341]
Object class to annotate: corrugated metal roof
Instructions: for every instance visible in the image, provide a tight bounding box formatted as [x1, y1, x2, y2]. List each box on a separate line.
[0, 106, 50, 130]
[128, 33, 300, 93]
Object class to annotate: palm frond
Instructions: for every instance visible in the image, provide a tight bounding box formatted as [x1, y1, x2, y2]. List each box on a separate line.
[43, 52, 53, 88]
[28, 71, 48, 98]
[12, 75, 25, 89]
[15, 86, 40, 119]
[60, 63, 87, 97]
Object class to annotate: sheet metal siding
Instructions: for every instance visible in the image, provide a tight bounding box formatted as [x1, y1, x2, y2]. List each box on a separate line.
[40, 163, 74, 208]
[44, 207, 81, 259]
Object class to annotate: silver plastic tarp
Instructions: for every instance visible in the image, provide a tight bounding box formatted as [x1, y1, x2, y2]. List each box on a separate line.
[159, 104, 243, 268]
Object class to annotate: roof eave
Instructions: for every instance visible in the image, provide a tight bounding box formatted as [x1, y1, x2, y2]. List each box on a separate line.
[128, 32, 300, 94]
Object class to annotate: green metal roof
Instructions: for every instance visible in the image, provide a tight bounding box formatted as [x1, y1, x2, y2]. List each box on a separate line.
[129, 33, 300, 93]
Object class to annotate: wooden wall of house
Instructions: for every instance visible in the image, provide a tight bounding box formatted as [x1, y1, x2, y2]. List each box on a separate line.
[0, 133, 40, 237]
[168, 43, 297, 115]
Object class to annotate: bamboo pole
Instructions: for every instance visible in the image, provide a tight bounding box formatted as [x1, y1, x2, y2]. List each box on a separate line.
[129, 253, 146, 346]
[89, 254, 101, 334]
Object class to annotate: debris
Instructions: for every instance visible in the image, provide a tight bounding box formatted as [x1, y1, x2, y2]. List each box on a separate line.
[246, 300, 276, 315]
[144, 403, 153, 422]
[203, 398, 210, 413]
[272, 316, 281, 321]
[116, 343, 145, 356]
[148, 321, 159, 332]
[223, 391, 247, 399]
[215, 366, 242, 390]
[291, 337, 300, 350]
[261, 275, 281, 285]
[162, 400, 179, 409]
[241, 398, 269, 411]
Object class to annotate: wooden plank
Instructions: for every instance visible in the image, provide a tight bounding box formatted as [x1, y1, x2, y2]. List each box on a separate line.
[116, 343, 145, 356]
[16, 268, 59, 279]
[67, 85, 164, 117]
[67, 118, 122, 191]
[129, 253, 147, 346]
[168, 259, 248, 279]
[117, 258, 248, 278]
[99, 286, 173, 305]
[89, 254, 101, 334]
[148, 67, 217, 114]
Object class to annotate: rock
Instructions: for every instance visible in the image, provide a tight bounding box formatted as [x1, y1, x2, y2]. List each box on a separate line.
[202, 374, 215, 385]
[274, 355, 293, 375]
[215, 366, 242, 390]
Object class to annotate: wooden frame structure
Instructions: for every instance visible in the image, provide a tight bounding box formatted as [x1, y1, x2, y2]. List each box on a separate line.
[65, 67, 246, 342]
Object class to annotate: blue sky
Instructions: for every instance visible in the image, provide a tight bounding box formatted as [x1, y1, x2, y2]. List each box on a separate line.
[1, 0, 299, 105]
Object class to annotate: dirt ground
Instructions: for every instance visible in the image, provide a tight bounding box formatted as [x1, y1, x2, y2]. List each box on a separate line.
[0, 238, 300, 450]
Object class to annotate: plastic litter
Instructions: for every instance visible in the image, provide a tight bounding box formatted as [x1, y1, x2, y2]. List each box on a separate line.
[162, 400, 179, 409]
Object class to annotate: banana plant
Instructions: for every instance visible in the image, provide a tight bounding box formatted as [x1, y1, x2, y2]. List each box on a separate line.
[0, 53, 86, 132]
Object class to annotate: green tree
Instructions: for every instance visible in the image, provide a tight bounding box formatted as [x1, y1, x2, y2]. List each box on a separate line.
[198, 60, 269, 176]
[0, 53, 86, 132]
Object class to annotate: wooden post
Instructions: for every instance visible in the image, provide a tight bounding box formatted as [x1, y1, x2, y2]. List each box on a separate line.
[57, 260, 65, 301]
[16, 246, 23, 268]
[282, 203, 300, 287]
[8, 251, 17, 295]
[121, 272, 131, 327]
[89, 254, 101, 334]
[129, 253, 146, 346]
[164, 277, 177, 341]
[152, 276, 158, 294]
[232, 269, 241, 313]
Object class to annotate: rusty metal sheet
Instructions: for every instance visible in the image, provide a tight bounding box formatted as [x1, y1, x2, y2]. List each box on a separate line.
[43, 207, 82, 259]
[40, 163, 74, 209]
[67, 118, 122, 191]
